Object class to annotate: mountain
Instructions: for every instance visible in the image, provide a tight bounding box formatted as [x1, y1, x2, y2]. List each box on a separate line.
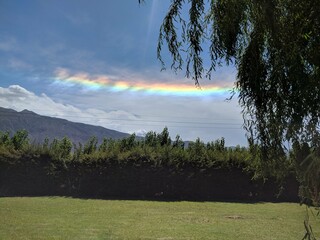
[0, 107, 130, 144]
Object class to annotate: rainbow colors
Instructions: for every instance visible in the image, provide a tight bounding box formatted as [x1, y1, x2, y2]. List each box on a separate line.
[54, 68, 233, 97]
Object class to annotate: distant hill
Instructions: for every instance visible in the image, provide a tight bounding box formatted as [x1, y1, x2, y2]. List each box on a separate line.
[0, 107, 130, 144]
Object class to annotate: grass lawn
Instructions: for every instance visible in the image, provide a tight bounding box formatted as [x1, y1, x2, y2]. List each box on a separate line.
[0, 197, 318, 239]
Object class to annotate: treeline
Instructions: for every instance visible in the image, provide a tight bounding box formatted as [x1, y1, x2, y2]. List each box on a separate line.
[0, 128, 301, 201]
[0, 128, 263, 170]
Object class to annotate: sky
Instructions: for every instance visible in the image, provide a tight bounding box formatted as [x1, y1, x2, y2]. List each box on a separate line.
[0, 0, 247, 146]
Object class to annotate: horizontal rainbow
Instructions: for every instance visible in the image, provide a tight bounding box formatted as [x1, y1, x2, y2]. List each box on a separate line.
[54, 69, 233, 97]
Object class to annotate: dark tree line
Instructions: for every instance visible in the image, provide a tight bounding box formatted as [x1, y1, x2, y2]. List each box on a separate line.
[0, 128, 262, 170]
[0, 129, 316, 203]
[0, 128, 301, 202]
[0, 128, 304, 184]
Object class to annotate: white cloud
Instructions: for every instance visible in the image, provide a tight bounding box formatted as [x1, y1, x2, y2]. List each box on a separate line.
[134, 129, 148, 137]
[0, 85, 247, 146]
[0, 85, 138, 133]
[49, 87, 247, 146]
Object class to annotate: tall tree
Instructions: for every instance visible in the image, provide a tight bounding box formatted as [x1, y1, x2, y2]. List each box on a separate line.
[143, 1, 319, 237]
[141, 0, 320, 163]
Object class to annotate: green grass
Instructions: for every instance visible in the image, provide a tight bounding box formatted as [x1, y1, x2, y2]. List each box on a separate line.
[0, 197, 318, 239]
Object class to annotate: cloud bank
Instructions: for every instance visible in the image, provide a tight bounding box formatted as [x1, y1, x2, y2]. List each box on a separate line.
[0, 85, 139, 133]
[0, 85, 247, 145]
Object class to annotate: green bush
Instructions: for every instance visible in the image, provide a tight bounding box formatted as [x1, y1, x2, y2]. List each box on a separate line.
[0, 128, 296, 181]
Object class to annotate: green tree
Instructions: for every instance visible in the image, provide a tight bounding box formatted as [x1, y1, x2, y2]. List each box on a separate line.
[207, 138, 225, 152]
[120, 133, 136, 152]
[49, 137, 72, 161]
[99, 138, 109, 152]
[173, 134, 184, 149]
[11, 130, 29, 150]
[188, 137, 207, 165]
[144, 131, 158, 147]
[154, 0, 319, 157]
[59, 137, 73, 160]
[157, 127, 171, 146]
[0, 131, 11, 146]
[83, 136, 98, 154]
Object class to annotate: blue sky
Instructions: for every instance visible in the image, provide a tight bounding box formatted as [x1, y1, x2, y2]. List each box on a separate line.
[0, 0, 246, 145]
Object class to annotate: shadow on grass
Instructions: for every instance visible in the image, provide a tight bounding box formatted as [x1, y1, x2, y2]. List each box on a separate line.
[0, 192, 300, 204]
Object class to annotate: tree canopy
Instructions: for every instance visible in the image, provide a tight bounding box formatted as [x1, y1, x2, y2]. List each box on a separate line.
[143, 0, 320, 163]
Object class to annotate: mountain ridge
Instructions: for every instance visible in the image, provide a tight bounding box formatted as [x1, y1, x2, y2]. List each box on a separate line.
[0, 107, 130, 144]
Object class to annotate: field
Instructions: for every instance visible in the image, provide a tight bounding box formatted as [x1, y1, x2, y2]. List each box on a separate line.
[0, 197, 315, 240]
